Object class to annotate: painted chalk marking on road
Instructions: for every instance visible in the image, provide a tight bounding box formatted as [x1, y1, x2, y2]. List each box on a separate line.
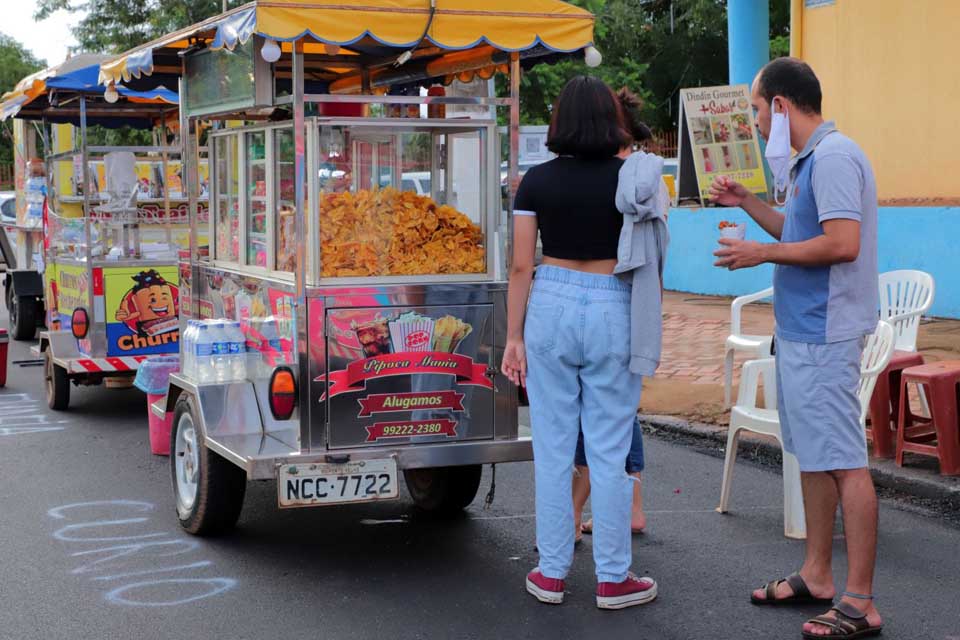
[47, 499, 238, 607]
[0, 393, 67, 436]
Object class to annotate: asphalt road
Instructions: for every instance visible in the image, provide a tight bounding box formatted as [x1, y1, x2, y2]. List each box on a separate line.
[1, 322, 959, 640]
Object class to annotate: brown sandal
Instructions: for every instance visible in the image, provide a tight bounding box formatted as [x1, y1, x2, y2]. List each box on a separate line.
[802, 600, 883, 638]
[750, 573, 835, 606]
[580, 520, 645, 535]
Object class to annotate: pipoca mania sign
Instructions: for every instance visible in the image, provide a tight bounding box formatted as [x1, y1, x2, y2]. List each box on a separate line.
[316, 352, 492, 401]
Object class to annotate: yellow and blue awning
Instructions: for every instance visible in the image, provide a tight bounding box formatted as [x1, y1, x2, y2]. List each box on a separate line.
[99, 0, 595, 86]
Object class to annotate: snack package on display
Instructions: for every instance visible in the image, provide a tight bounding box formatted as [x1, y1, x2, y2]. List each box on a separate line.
[389, 312, 435, 353]
[320, 187, 485, 277]
[432, 315, 473, 353]
[354, 316, 392, 358]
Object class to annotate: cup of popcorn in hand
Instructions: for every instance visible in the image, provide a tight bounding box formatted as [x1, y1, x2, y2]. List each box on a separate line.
[718, 220, 746, 241]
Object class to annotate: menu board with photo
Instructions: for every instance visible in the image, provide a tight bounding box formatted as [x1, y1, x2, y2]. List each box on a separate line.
[676, 84, 768, 206]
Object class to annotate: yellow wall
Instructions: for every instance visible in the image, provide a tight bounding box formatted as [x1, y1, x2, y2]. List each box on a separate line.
[795, 0, 960, 201]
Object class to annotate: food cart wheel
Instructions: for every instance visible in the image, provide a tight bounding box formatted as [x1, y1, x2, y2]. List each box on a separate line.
[403, 465, 483, 514]
[44, 349, 70, 411]
[10, 294, 39, 341]
[171, 395, 246, 536]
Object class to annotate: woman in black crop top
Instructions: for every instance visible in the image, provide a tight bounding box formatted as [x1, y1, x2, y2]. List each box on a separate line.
[503, 76, 658, 606]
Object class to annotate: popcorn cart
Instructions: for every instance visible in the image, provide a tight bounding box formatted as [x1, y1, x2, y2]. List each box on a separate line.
[0, 55, 202, 410]
[99, 0, 598, 534]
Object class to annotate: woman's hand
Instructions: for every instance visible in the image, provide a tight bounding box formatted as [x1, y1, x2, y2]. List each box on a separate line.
[501, 337, 527, 388]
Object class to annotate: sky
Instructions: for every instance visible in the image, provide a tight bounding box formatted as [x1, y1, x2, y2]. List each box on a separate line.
[2, 3, 79, 68]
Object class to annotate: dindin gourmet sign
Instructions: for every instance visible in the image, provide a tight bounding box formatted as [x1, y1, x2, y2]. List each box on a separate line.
[676, 84, 768, 205]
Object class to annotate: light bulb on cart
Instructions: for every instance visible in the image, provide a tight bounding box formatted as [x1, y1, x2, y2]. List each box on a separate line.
[584, 46, 603, 68]
[104, 84, 119, 103]
[260, 38, 282, 63]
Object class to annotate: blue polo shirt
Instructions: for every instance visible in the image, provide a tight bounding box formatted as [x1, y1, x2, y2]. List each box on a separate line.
[773, 121, 879, 344]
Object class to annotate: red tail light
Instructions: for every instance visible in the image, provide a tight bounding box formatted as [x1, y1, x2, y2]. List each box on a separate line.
[71, 308, 89, 339]
[269, 367, 297, 421]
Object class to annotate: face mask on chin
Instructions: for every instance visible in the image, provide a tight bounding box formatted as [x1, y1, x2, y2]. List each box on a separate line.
[765, 98, 791, 205]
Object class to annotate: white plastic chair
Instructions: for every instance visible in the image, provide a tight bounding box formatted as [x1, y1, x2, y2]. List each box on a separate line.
[878, 270, 935, 416]
[723, 287, 774, 407]
[717, 321, 896, 539]
[879, 270, 934, 352]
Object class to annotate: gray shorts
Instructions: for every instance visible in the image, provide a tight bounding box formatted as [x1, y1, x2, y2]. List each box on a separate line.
[775, 336, 867, 472]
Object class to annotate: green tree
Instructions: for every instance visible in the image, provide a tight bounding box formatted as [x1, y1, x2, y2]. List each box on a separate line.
[0, 35, 46, 165]
[512, 0, 790, 132]
[35, 0, 244, 54]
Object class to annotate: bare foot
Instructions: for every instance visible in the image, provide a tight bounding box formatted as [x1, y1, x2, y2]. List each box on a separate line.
[751, 571, 835, 603]
[802, 597, 882, 636]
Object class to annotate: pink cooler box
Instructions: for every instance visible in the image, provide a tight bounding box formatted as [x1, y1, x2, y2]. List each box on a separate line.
[0, 328, 8, 387]
[147, 393, 173, 455]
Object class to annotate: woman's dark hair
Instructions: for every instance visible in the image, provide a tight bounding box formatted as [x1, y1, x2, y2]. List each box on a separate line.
[616, 88, 653, 144]
[546, 76, 631, 159]
[757, 57, 822, 115]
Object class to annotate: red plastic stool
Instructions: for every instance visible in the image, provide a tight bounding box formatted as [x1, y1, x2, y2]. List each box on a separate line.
[867, 351, 924, 458]
[896, 361, 960, 476]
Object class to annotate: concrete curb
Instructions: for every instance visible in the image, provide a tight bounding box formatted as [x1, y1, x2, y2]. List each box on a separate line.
[639, 414, 960, 508]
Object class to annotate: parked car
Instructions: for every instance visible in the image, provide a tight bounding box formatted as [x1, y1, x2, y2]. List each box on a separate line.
[0, 192, 15, 225]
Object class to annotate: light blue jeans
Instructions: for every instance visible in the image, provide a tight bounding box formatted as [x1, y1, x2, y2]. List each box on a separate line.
[525, 265, 643, 583]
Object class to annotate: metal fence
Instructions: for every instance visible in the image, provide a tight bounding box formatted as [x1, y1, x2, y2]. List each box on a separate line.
[0, 163, 12, 190]
[648, 130, 678, 159]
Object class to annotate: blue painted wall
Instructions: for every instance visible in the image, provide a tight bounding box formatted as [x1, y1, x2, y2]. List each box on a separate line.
[664, 207, 960, 319]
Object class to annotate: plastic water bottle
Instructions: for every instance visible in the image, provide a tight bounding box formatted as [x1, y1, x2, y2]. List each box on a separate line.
[193, 323, 215, 383]
[259, 318, 286, 378]
[181, 320, 195, 378]
[209, 322, 231, 383]
[226, 321, 247, 381]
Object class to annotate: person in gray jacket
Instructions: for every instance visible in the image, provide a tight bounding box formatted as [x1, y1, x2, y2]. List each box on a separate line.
[573, 88, 669, 541]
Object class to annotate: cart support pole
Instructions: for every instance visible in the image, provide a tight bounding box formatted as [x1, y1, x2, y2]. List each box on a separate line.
[507, 52, 520, 270]
[80, 96, 95, 342]
[180, 74, 199, 319]
[292, 39, 310, 447]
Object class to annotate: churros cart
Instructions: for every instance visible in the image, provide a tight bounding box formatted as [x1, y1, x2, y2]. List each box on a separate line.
[99, 0, 598, 535]
[0, 56, 204, 410]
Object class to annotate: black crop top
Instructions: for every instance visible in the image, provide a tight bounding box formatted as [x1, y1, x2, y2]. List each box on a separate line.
[513, 156, 624, 260]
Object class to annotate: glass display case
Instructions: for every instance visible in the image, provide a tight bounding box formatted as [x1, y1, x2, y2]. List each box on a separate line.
[315, 119, 496, 281]
[208, 118, 498, 283]
[215, 135, 239, 262]
[246, 130, 267, 267]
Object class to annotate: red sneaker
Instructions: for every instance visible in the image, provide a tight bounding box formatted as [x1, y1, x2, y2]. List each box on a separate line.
[596, 573, 658, 610]
[526, 569, 565, 604]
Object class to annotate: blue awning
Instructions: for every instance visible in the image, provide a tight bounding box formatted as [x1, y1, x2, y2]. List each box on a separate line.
[46, 65, 178, 103]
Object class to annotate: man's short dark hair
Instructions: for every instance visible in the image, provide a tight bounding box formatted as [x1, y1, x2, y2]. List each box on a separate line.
[547, 76, 631, 159]
[757, 57, 822, 115]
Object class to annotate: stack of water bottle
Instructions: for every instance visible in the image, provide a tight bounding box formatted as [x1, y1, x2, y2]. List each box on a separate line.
[181, 318, 287, 383]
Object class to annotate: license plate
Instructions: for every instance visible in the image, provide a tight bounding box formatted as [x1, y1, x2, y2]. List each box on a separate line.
[278, 459, 399, 508]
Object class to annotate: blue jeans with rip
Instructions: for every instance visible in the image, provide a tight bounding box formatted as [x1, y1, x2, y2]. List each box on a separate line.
[575, 416, 645, 473]
[524, 265, 642, 583]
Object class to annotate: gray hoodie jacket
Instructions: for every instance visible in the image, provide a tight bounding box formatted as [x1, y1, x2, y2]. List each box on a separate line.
[614, 151, 670, 376]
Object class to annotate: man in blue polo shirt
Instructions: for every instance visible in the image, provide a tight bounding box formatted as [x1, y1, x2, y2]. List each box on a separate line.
[711, 57, 882, 639]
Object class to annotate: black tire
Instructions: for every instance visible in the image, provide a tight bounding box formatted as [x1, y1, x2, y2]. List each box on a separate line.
[170, 394, 246, 536]
[45, 349, 70, 411]
[10, 294, 38, 340]
[404, 465, 483, 514]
